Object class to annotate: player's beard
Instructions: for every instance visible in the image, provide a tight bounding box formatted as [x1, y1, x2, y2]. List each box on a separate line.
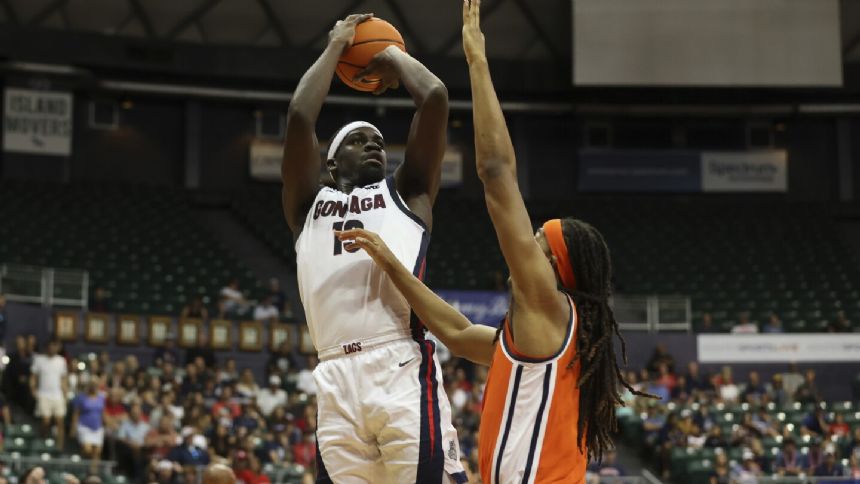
[355, 161, 386, 187]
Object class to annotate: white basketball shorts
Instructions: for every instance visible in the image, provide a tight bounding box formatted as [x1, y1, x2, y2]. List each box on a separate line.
[314, 336, 467, 484]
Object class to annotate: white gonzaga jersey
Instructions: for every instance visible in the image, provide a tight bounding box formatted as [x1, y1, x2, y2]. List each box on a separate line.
[296, 177, 428, 354]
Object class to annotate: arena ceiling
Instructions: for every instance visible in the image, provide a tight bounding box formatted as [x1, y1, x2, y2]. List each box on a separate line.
[1, 0, 857, 64]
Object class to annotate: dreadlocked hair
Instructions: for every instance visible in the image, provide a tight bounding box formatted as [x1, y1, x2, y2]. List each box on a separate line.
[560, 218, 656, 462]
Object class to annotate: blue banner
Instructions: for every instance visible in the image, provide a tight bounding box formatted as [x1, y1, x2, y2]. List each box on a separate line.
[434, 290, 509, 326]
[578, 150, 702, 192]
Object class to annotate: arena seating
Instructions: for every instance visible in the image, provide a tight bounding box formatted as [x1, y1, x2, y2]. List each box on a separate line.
[233, 189, 860, 332]
[0, 182, 261, 314]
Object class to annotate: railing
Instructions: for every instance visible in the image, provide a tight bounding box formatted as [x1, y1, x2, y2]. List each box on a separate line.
[611, 295, 692, 332]
[0, 263, 88, 308]
[0, 454, 117, 480]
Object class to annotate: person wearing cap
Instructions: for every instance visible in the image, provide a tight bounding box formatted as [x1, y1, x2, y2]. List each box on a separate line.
[256, 375, 287, 418]
[167, 427, 210, 467]
[283, 10, 464, 483]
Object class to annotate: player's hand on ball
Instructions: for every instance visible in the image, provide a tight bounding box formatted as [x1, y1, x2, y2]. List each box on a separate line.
[462, 0, 487, 64]
[336, 228, 397, 268]
[329, 13, 374, 50]
[353, 46, 402, 95]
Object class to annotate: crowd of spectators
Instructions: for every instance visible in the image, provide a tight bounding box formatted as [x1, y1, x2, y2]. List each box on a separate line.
[1, 330, 326, 483]
[696, 310, 855, 334]
[622, 344, 860, 482]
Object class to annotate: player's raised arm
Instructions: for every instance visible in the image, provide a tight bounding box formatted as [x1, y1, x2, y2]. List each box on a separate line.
[336, 228, 496, 366]
[463, 0, 562, 312]
[355, 47, 449, 229]
[282, 13, 372, 236]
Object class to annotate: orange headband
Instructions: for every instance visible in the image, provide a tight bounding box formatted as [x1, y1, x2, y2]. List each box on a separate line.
[543, 219, 576, 290]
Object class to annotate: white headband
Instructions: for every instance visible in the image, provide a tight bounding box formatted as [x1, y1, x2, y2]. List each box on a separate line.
[326, 121, 383, 160]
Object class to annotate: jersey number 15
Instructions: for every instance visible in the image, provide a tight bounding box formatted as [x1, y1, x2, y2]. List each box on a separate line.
[333, 221, 365, 255]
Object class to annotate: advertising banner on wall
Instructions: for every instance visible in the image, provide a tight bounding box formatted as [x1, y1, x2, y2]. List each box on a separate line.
[578, 150, 701, 192]
[434, 290, 508, 326]
[3, 88, 73, 156]
[701, 150, 788, 192]
[698, 334, 860, 363]
[249, 139, 283, 181]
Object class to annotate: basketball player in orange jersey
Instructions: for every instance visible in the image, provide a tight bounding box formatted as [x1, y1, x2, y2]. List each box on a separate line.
[283, 12, 466, 484]
[335, 1, 650, 482]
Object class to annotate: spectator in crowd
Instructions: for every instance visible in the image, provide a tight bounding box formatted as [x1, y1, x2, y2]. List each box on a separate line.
[830, 412, 851, 438]
[296, 356, 317, 396]
[781, 363, 804, 396]
[217, 358, 239, 384]
[292, 430, 316, 468]
[4, 335, 34, 410]
[233, 450, 270, 484]
[267, 341, 293, 381]
[709, 450, 731, 484]
[827, 310, 852, 333]
[770, 374, 789, 408]
[253, 295, 280, 325]
[257, 375, 288, 418]
[211, 385, 241, 419]
[236, 369, 260, 398]
[267, 278, 291, 318]
[684, 361, 709, 394]
[180, 295, 209, 320]
[219, 278, 249, 316]
[117, 403, 150, 476]
[741, 371, 767, 405]
[180, 363, 205, 398]
[763, 313, 784, 333]
[643, 405, 666, 447]
[732, 449, 763, 483]
[185, 332, 215, 368]
[70, 382, 106, 472]
[700, 312, 716, 333]
[103, 387, 128, 435]
[153, 335, 179, 367]
[647, 343, 676, 374]
[0, 294, 7, 345]
[814, 449, 846, 477]
[145, 415, 179, 460]
[88, 287, 111, 313]
[19, 467, 47, 484]
[30, 340, 68, 449]
[731, 312, 759, 334]
[168, 427, 210, 467]
[203, 464, 236, 484]
[794, 369, 821, 405]
[776, 438, 808, 477]
[704, 425, 728, 448]
[801, 407, 828, 436]
[713, 366, 740, 403]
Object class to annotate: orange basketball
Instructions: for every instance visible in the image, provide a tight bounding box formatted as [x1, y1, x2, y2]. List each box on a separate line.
[337, 18, 406, 92]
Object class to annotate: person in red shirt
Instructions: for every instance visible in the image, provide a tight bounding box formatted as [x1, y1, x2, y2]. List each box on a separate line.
[210, 386, 241, 419]
[830, 413, 851, 438]
[233, 450, 271, 484]
[291, 431, 317, 468]
[103, 388, 128, 434]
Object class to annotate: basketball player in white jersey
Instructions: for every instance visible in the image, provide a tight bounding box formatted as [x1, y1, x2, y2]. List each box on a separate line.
[282, 13, 466, 484]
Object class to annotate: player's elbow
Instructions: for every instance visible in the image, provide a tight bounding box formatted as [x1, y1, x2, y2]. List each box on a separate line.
[476, 159, 514, 182]
[424, 82, 448, 105]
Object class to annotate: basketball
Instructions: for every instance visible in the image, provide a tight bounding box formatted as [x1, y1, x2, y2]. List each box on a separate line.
[337, 18, 406, 92]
